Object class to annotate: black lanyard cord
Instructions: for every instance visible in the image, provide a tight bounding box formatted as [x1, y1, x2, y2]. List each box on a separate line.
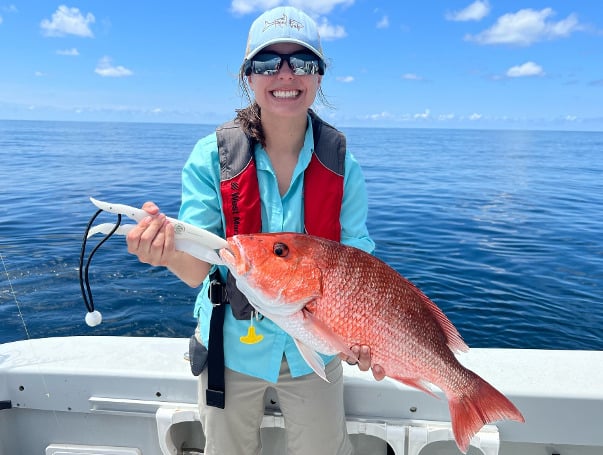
[79, 209, 123, 314]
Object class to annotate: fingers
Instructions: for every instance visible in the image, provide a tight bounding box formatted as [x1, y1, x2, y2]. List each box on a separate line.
[357, 345, 372, 371]
[126, 206, 176, 266]
[141, 201, 160, 216]
[371, 364, 386, 381]
[342, 344, 386, 381]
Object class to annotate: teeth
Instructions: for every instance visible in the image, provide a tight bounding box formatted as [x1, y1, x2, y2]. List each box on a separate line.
[272, 90, 299, 98]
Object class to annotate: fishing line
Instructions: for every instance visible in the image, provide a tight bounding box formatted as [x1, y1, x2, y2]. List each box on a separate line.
[79, 209, 122, 326]
[0, 251, 60, 427]
[1, 252, 33, 342]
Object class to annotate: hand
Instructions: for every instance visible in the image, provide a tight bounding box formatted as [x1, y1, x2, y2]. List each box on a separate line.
[340, 344, 386, 381]
[126, 202, 176, 267]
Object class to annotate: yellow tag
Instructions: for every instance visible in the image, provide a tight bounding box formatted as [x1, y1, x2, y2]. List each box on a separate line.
[240, 326, 264, 344]
[240, 313, 263, 344]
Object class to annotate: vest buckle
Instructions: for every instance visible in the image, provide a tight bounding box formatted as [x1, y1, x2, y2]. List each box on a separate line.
[208, 277, 226, 307]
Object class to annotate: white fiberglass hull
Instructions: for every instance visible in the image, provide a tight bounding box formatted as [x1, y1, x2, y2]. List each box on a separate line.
[0, 336, 601, 455]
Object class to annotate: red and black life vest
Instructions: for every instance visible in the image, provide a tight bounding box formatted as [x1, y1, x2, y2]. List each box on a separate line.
[214, 110, 347, 320]
[216, 109, 346, 242]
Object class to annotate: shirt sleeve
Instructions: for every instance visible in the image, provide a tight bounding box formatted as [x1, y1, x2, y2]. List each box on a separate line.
[178, 132, 225, 238]
[340, 151, 375, 254]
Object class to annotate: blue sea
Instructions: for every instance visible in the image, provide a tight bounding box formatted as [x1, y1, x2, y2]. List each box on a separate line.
[1, 119, 602, 350]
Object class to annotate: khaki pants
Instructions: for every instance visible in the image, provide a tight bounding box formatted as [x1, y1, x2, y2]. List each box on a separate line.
[198, 357, 353, 455]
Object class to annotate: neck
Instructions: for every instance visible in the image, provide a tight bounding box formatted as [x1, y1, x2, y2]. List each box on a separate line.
[260, 111, 308, 196]
[261, 111, 308, 158]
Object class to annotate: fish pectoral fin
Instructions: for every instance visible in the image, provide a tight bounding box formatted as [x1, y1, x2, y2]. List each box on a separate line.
[302, 308, 356, 360]
[391, 376, 439, 399]
[293, 338, 328, 382]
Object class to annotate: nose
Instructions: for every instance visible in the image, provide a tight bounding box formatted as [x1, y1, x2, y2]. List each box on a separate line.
[277, 58, 295, 78]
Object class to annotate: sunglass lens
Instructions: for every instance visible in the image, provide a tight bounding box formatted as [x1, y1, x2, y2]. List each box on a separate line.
[289, 54, 320, 75]
[251, 54, 282, 75]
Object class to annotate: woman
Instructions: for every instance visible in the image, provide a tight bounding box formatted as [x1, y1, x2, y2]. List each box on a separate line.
[127, 6, 383, 454]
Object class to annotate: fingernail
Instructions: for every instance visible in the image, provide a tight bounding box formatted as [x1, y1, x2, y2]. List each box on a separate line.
[361, 346, 369, 354]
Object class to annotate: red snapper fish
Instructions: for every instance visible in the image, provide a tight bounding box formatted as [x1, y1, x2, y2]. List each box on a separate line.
[219, 232, 524, 453]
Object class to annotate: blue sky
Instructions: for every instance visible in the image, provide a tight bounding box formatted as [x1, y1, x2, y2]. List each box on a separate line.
[1, 1, 602, 130]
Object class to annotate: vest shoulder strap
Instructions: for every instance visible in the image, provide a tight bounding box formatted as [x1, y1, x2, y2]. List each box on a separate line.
[216, 120, 262, 237]
[305, 110, 345, 241]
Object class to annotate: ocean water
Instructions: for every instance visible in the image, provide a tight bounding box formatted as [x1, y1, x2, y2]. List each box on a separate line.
[1, 120, 602, 350]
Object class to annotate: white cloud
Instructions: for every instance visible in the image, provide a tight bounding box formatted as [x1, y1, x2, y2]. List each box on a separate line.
[469, 113, 482, 120]
[402, 73, 423, 81]
[41, 5, 95, 37]
[336, 76, 354, 83]
[438, 113, 455, 121]
[230, 0, 280, 15]
[56, 48, 79, 56]
[317, 17, 346, 40]
[414, 109, 431, 119]
[376, 15, 389, 29]
[446, 1, 490, 22]
[34, 71, 45, 77]
[506, 61, 544, 77]
[94, 57, 133, 77]
[466, 8, 581, 46]
[230, 0, 353, 16]
[366, 111, 394, 121]
[0, 4, 18, 24]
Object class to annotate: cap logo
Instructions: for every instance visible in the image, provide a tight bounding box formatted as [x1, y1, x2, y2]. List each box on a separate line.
[262, 12, 304, 33]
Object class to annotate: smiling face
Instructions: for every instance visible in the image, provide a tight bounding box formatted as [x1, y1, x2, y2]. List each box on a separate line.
[247, 42, 322, 120]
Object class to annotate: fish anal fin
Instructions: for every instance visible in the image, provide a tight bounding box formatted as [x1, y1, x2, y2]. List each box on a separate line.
[391, 375, 439, 399]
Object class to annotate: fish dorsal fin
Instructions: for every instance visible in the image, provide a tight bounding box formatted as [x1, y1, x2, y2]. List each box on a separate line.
[421, 293, 468, 353]
[402, 277, 468, 353]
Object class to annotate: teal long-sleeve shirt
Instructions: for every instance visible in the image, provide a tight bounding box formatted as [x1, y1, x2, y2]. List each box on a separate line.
[179, 115, 374, 383]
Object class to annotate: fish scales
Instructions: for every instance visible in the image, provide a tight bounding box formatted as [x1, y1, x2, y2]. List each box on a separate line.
[319, 242, 466, 389]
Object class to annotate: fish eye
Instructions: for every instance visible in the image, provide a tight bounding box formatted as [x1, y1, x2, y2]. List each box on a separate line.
[273, 242, 289, 258]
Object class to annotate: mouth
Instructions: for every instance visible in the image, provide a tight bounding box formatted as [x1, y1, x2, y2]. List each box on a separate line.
[270, 90, 301, 99]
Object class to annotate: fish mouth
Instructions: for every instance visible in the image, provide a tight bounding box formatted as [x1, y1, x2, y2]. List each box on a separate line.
[218, 246, 237, 267]
[218, 239, 249, 276]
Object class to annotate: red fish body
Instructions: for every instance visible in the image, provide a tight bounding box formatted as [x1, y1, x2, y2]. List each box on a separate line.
[219, 232, 524, 453]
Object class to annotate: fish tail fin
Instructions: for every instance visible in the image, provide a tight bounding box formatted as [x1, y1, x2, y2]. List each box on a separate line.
[448, 372, 525, 453]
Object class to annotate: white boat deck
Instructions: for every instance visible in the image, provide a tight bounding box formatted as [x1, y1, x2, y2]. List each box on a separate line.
[0, 336, 601, 454]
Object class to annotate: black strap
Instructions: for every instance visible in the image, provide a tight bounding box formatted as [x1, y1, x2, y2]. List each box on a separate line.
[206, 270, 226, 409]
[0, 400, 12, 411]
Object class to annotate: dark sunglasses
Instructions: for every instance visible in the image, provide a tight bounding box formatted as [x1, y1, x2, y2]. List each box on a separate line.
[244, 51, 325, 76]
